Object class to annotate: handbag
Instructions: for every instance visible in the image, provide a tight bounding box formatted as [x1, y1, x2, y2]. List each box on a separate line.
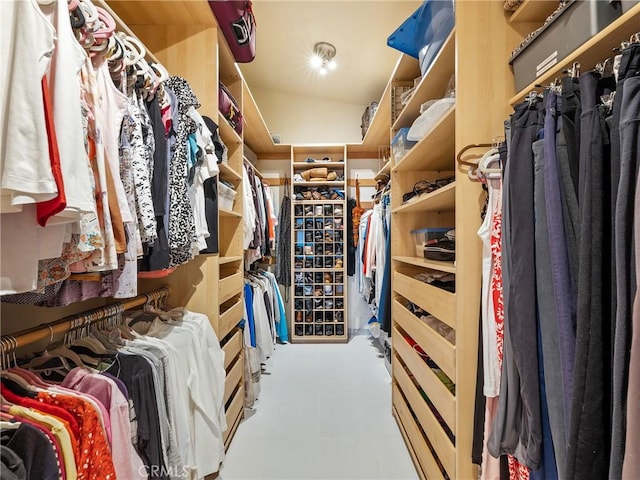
[209, 0, 256, 63]
[218, 82, 243, 135]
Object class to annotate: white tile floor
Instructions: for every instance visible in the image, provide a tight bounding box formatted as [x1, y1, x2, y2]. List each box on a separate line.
[218, 333, 419, 480]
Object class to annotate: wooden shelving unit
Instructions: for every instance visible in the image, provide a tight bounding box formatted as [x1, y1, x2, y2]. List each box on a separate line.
[105, 1, 249, 463]
[290, 145, 348, 342]
[386, 4, 512, 479]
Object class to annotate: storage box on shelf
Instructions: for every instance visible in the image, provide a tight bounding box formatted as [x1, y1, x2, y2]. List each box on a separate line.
[291, 145, 348, 343]
[509, 0, 623, 91]
[509, 2, 640, 104]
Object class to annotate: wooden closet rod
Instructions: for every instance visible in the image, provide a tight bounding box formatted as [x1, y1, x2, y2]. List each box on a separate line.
[0, 286, 170, 355]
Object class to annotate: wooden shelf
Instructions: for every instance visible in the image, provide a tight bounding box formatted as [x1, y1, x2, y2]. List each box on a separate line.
[392, 51, 422, 83]
[393, 272, 456, 329]
[293, 200, 345, 204]
[394, 331, 456, 433]
[392, 106, 456, 173]
[376, 159, 392, 179]
[509, 0, 558, 24]
[292, 162, 345, 168]
[107, 0, 216, 27]
[218, 298, 244, 340]
[347, 82, 392, 158]
[394, 256, 457, 274]
[218, 30, 241, 86]
[219, 255, 243, 265]
[392, 183, 456, 214]
[393, 387, 447, 480]
[393, 299, 456, 381]
[392, 30, 456, 132]
[219, 115, 242, 144]
[219, 162, 242, 182]
[510, 4, 640, 105]
[219, 272, 243, 304]
[220, 208, 242, 218]
[241, 79, 291, 159]
[393, 353, 456, 478]
[293, 181, 346, 187]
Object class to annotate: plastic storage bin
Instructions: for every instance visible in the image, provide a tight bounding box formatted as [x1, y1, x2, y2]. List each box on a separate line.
[387, 0, 455, 65]
[411, 227, 452, 256]
[509, 0, 622, 92]
[218, 182, 237, 210]
[392, 128, 418, 162]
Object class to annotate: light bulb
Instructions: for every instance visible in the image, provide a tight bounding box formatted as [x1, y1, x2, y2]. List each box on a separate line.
[319, 66, 327, 75]
[310, 54, 322, 69]
[328, 60, 337, 70]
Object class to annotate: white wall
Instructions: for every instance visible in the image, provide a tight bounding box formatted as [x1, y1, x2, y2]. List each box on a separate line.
[251, 87, 365, 145]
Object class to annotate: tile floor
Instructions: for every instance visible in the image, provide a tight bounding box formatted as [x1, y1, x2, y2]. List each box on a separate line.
[218, 333, 419, 480]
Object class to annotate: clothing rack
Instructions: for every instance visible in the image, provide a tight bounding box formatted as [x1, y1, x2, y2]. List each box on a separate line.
[0, 287, 170, 358]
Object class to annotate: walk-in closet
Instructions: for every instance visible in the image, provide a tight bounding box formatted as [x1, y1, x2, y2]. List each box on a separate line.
[2, 0, 640, 479]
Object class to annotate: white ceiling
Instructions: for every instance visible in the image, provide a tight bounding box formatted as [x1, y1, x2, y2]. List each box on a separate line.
[238, 0, 423, 107]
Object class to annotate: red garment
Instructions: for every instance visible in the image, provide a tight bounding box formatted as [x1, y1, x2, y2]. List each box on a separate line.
[1, 384, 81, 456]
[37, 75, 66, 226]
[38, 390, 116, 480]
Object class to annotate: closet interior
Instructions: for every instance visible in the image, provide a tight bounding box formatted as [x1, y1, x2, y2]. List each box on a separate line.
[2, 0, 640, 479]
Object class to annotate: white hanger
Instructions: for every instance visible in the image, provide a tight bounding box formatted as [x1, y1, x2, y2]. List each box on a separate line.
[478, 149, 501, 178]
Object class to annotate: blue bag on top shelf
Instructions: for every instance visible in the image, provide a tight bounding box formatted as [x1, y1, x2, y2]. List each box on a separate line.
[386, 0, 454, 75]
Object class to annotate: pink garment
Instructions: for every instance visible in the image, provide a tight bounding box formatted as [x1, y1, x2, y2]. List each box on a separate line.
[50, 384, 112, 446]
[61, 367, 146, 479]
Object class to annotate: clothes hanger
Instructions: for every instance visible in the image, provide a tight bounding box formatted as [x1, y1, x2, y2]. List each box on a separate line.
[478, 148, 501, 178]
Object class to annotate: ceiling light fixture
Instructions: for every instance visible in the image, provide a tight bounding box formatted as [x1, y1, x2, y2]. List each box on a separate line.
[311, 41, 337, 75]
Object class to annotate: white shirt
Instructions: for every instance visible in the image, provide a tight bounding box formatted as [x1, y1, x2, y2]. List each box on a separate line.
[1, 0, 57, 211]
[39, 0, 96, 221]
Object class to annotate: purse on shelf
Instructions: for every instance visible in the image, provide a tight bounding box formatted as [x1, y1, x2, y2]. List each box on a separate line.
[208, 0, 256, 63]
[218, 82, 243, 135]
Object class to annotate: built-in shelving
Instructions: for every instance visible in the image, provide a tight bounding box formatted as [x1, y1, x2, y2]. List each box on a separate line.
[291, 145, 348, 343]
